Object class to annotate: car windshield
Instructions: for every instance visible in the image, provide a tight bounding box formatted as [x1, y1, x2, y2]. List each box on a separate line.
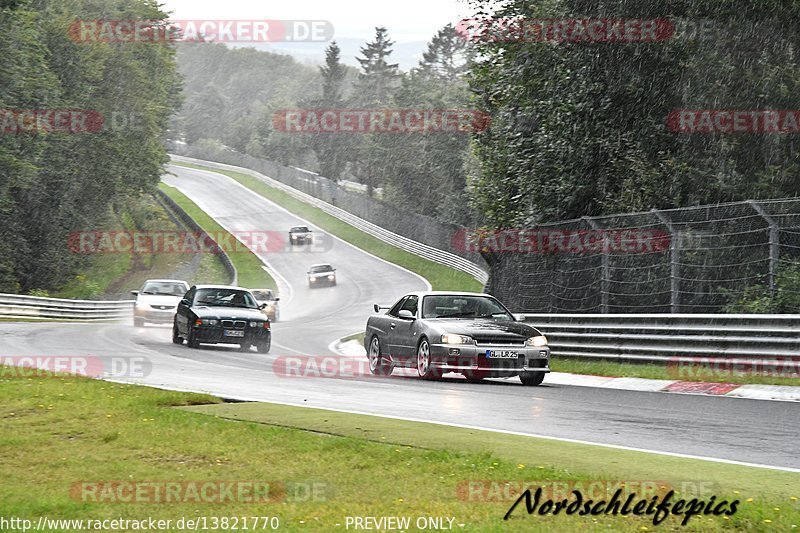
[291, 226, 309, 232]
[310, 265, 333, 273]
[421, 295, 513, 320]
[193, 288, 258, 309]
[251, 290, 273, 300]
[140, 282, 187, 296]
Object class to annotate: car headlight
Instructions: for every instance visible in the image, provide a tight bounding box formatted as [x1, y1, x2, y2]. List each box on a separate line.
[526, 335, 548, 347]
[195, 318, 218, 326]
[441, 333, 474, 345]
[327, 274, 335, 280]
[249, 321, 261, 328]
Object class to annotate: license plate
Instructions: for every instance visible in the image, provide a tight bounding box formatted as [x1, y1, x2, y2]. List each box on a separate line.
[224, 330, 244, 337]
[485, 350, 518, 359]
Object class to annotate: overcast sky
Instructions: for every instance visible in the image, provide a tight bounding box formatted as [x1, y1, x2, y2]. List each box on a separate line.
[160, 0, 476, 42]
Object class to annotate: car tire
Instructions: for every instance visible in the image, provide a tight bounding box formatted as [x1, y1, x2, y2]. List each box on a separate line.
[172, 321, 183, 344]
[257, 335, 271, 354]
[187, 326, 200, 349]
[416, 338, 440, 380]
[134, 317, 144, 327]
[368, 336, 391, 376]
[519, 372, 545, 386]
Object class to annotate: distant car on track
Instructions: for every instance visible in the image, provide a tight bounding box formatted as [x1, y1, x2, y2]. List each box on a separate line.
[251, 288, 280, 321]
[307, 263, 336, 288]
[173, 285, 271, 353]
[289, 226, 313, 245]
[364, 291, 550, 385]
[131, 279, 190, 327]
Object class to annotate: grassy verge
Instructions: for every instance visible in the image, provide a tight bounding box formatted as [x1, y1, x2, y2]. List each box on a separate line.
[158, 183, 276, 290]
[553, 358, 800, 387]
[172, 161, 482, 292]
[0, 370, 795, 532]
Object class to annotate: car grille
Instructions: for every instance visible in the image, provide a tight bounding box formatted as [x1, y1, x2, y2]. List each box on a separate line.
[221, 320, 246, 329]
[473, 335, 525, 346]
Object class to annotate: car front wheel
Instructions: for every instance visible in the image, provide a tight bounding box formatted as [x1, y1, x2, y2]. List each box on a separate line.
[368, 336, 391, 376]
[172, 321, 183, 344]
[416, 338, 439, 380]
[187, 326, 200, 349]
[257, 335, 271, 354]
[519, 372, 545, 386]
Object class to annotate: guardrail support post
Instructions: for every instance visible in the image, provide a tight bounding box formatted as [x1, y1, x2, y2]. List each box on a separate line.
[583, 217, 609, 313]
[748, 200, 779, 298]
[653, 210, 681, 313]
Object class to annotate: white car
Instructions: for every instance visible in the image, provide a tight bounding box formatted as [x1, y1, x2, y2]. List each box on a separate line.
[132, 279, 190, 327]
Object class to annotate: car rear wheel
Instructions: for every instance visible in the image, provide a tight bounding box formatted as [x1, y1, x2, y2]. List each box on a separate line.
[416, 338, 439, 380]
[368, 336, 391, 376]
[520, 372, 545, 386]
[172, 321, 183, 344]
[257, 336, 271, 354]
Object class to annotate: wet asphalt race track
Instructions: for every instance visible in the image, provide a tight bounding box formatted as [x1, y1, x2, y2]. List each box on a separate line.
[1, 165, 797, 471]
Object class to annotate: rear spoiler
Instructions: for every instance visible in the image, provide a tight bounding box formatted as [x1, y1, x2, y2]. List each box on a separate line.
[373, 304, 391, 313]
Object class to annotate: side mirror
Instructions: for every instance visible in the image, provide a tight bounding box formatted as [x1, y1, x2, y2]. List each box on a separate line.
[274, 297, 280, 302]
[259, 303, 267, 309]
[515, 313, 527, 321]
[131, 290, 139, 296]
[398, 310, 414, 319]
[179, 299, 190, 307]
[373, 304, 380, 313]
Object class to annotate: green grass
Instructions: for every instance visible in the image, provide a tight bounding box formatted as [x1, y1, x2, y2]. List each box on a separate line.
[172, 162, 483, 292]
[159, 183, 276, 290]
[0, 370, 795, 532]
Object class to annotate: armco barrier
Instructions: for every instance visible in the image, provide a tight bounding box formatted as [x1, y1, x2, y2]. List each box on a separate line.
[522, 313, 800, 369]
[169, 154, 488, 285]
[0, 293, 133, 320]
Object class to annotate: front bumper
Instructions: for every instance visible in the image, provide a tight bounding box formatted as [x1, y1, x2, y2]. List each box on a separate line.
[429, 343, 550, 375]
[192, 325, 270, 345]
[134, 307, 176, 323]
[308, 276, 336, 286]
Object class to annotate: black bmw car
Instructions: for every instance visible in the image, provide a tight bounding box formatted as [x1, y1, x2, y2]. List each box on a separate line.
[364, 291, 550, 385]
[173, 285, 271, 353]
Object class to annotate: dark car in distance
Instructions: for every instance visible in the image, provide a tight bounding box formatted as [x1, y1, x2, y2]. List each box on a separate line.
[307, 263, 337, 288]
[364, 291, 550, 385]
[173, 285, 271, 353]
[289, 226, 313, 245]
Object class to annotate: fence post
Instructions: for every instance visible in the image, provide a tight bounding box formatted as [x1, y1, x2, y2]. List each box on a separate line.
[583, 217, 608, 313]
[748, 200, 779, 297]
[653, 210, 681, 313]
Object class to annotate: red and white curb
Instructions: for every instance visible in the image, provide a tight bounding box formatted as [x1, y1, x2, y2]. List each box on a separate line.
[333, 339, 800, 402]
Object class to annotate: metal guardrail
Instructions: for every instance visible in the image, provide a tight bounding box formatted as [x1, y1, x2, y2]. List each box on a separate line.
[521, 313, 800, 368]
[169, 155, 488, 285]
[0, 294, 133, 321]
[156, 188, 238, 286]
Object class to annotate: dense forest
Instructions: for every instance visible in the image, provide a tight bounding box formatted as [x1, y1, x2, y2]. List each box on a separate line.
[0, 0, 180, 293]
[3, 0, 800, 293]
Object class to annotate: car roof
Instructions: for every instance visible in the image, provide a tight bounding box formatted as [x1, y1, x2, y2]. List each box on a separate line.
[309, 263, 333, 268]
[191, 284, 252, 291]
[401, 291, 494, 298]
[142, 279, 189, 284]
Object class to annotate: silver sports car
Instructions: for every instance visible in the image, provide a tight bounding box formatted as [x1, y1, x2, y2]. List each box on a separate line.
[364, 291, 550, 385]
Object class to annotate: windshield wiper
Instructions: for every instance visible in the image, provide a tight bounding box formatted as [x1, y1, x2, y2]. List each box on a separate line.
[436, 312, 476, 318]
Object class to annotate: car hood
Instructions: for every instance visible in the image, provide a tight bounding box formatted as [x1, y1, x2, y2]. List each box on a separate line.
[136, 294, 182, 306]
[431, 318, 541, 337]
[191, 306, 266, 320]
